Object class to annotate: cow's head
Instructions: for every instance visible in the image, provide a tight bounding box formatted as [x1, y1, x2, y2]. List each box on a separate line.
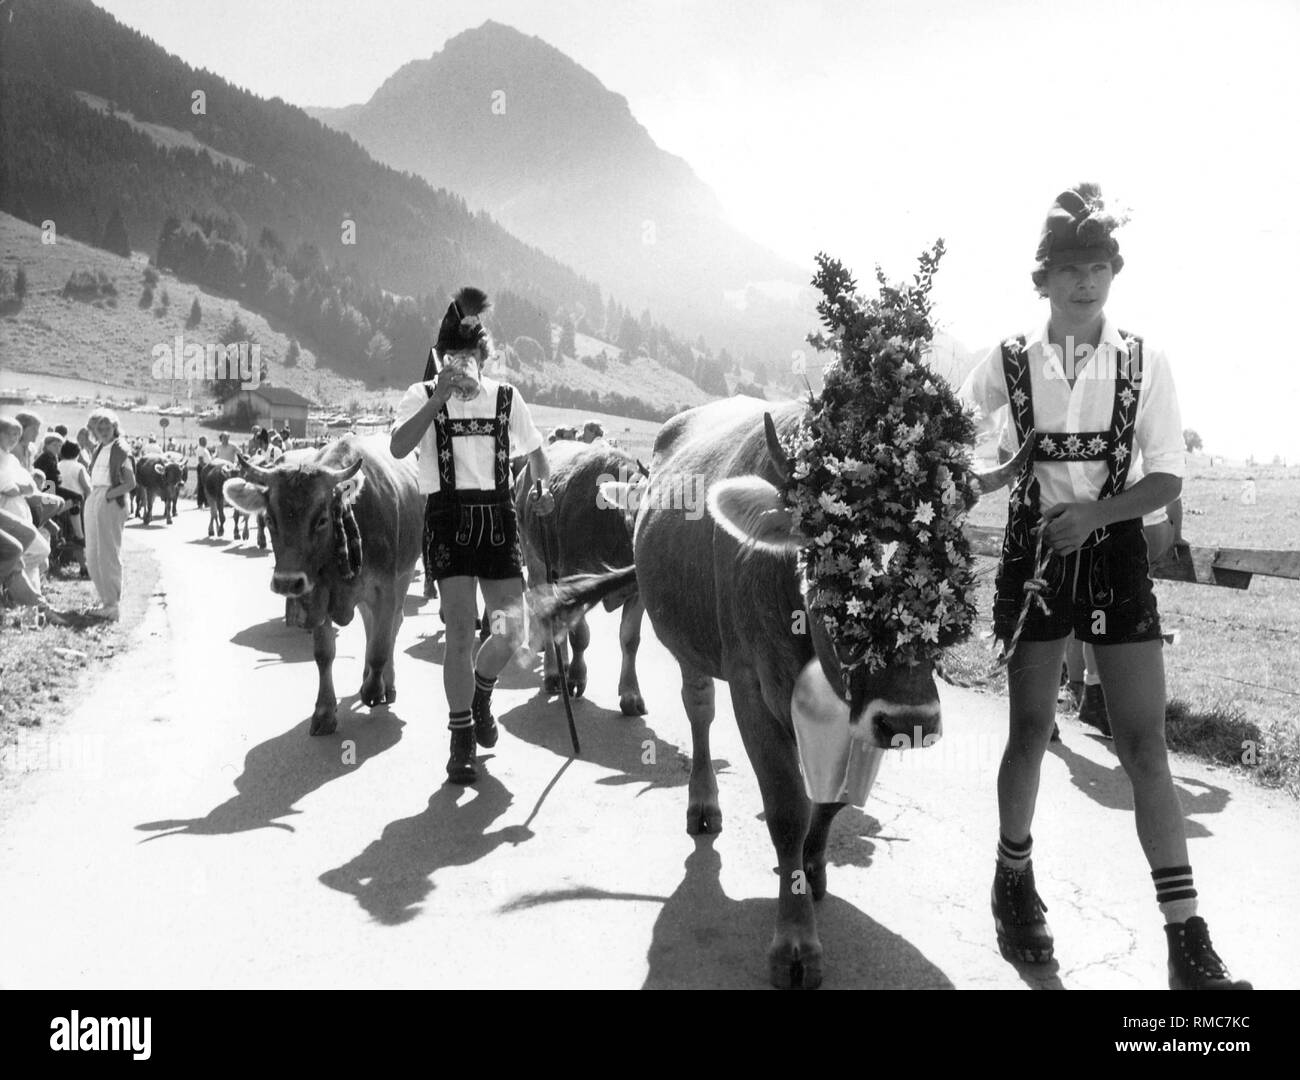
[707, 411, 1028, 749]
[224, 454, 365, 598]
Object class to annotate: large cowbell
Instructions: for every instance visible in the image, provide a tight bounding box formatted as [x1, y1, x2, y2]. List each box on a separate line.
[790, 660, 886, 807]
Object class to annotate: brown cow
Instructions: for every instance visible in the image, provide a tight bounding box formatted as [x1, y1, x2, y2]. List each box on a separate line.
[224, 435, 423, 733]
[515, 439, 647, 715]
[538, 396, 1024, 988]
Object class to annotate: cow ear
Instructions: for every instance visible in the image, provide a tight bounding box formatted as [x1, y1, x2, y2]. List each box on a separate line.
[335, 472, 366, 510]
[224, 478, 268, 515]
[707, 476, 807, 554]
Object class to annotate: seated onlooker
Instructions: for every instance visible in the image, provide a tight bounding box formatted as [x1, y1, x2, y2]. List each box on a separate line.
[0, 416, 68, 624]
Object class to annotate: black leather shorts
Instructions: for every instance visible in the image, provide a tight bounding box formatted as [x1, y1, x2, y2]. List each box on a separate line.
[424, 491, 523, 582]
[993, 518, 1163, 645]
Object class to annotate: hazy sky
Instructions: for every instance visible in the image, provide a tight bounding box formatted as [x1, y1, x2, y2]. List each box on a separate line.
[87, 0, 1300, 458]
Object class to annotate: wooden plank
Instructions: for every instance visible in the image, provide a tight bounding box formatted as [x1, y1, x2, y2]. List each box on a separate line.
[962, 527, 1300, 589]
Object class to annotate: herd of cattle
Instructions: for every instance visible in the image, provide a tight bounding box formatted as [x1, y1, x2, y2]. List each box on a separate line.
[134, 398, 1018, 989]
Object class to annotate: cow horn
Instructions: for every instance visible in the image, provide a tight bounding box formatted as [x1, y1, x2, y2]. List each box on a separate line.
[972, 438, 1033, 496]
[763, 413, 791, 485]
[636, 458, 650, 478]
[237, 452, 276, 485]
[323, 458, 364, 486]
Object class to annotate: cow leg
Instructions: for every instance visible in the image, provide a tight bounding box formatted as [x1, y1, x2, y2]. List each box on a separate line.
[257, 512, 266, 550]
[617, 594, 647, 716]
[143, 491, 153, 526]
[359, 590, 396, 708]
[310, 621, 339, 735]
[567, 611, 589, 698]
[729, 671, 821, 989]
[239, 511, 249, 541]
[680, 665, 722, 835]
[802, 803, 846, 902]
[383, 571, 411, 704]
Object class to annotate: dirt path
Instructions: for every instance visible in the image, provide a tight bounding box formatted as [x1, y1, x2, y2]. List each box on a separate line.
[1, 504, 1295, 989]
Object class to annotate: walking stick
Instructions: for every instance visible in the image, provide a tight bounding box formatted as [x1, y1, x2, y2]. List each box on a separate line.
[534, 480, 580, 756]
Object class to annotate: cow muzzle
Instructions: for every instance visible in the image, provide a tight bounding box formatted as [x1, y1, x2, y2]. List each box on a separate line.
[852, 664, 942, 749]
[271, 571, 314, 598]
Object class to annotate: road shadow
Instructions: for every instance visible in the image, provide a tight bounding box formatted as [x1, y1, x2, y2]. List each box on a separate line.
[134, 704, 405, 839]
[498, 694, 728, 797]
[230, 616, 320, 666]
[1048, 739, 1225, 838]
[318, 770, 533, 925]
[403, 627, 540, 691]
[498, 836, 956, 989]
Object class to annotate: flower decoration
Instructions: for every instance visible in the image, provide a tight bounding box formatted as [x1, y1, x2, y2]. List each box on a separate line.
[781, 245, 980, 676]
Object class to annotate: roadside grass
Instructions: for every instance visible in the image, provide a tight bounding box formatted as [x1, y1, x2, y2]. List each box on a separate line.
[948, 462, 1300, 797]
[0, 543, 158, 781]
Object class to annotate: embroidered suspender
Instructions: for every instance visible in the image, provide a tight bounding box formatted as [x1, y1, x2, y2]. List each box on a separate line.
[999, 332, 1144, 562]
[425, 383, 514, 493]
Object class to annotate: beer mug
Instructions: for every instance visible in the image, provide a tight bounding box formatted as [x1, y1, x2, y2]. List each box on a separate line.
[790, 659, 886, 807]
[444, 352, 481, 401]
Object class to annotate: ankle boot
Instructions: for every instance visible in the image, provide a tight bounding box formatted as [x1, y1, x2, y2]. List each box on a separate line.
[1166, 917, 1252, 990]
[446, 723, 477, 785]
[472, 685, 499, 749]
[992, 860, 1054, 964]
[1078, 682, 1111, 737]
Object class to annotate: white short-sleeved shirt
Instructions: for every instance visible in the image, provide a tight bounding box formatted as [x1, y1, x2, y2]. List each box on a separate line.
[961, 315, 1184, 515]
[394, 376, 543, 494]
[0, 451, 35, 523]
[59, 459, 91, 495]
[212, 443, 238, 464]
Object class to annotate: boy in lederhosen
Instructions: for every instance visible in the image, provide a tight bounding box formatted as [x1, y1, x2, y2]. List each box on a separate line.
[960, 184, 1249, 990]
[391, 288, 554, 784]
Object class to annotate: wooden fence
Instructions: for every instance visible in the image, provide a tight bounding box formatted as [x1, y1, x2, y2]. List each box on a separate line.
[964, 525, 1300, 589]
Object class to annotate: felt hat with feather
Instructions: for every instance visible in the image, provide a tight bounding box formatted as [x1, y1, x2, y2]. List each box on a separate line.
[1034, 182, 1126, 274]
[423, 286, 491, 381]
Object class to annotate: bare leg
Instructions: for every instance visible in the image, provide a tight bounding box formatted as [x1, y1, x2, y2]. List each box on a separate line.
[999, 638, 1069, 842]
[1092, 640, 1188, 869]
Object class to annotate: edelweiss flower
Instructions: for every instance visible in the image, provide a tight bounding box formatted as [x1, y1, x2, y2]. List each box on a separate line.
[1112, 444, 1129, 464]
[1064, 434, 1083, 455]
[1040, 435, 1057, 456]
[919, 621, 940, 643]
[1119, 387, 1135, 407]
[815, 529, 835, 546]
[1011, 388, 1028, 408]
[818, 491, 850, 517]
[913, 501, 935, 525]
[846, 597, 866, 617]
[1087, 436, 1107, 455]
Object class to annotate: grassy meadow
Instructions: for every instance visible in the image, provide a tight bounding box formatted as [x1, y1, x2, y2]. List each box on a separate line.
[946, 459, 1300, 795]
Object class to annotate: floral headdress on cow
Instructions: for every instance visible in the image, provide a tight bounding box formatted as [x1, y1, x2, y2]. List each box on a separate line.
[780, 244, 981, 677]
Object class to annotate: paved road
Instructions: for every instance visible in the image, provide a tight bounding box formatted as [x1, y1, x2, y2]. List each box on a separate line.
[2, 507, 1296, 989]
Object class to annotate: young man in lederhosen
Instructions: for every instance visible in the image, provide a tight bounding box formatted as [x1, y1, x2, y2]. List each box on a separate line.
[960, 184, 1249, 990]
[391, 287, 554, 784]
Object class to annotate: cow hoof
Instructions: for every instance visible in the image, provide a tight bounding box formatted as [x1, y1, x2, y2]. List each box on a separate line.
[567, 677, 586, 698]
[309, 709, 338, 736]
[804, 858, 828, 902]
[686, 803, 722, 835]
[768, 934, 823, 990]
[619, 692, 647, 716]
[258, 537, 266, 549]
[359, 676, 386, 708]
[543, 673, 562, 696]
[384, 686, 397, 705]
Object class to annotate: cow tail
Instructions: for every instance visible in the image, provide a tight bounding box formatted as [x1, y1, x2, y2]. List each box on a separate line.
[533, 565, 637, 633]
